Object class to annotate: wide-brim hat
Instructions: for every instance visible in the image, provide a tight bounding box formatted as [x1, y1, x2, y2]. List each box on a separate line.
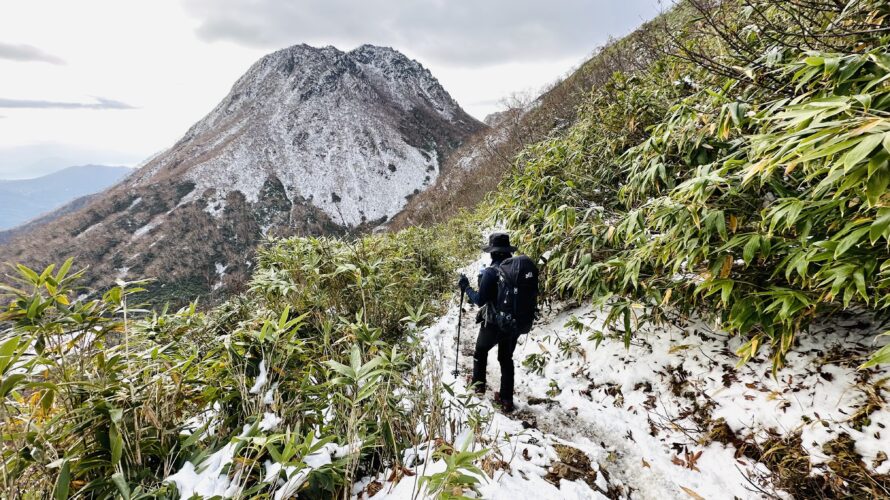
[482, 232, 517, 253]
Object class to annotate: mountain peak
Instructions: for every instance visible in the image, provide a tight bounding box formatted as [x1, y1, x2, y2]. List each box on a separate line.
[0, 43, 485, 299]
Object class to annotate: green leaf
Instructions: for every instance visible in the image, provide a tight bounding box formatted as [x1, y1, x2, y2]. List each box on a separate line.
[325, 361, 355, 380]
[867, 164, 889, 206]
[870, 210, 890, 244]
[0, 373, 27, 398]
[860, 341, 890, 369]
[721, 281, 734, 305]
[16, 264, 40, 284]
[112, 472, 131, 500]
[834, 226, 870, 258]
[823, 57, 839, 77]
[852, 270, 867, 302]
[181, 420, 212, 448]
[55, 258, 74, 283]
[40, 388, 55, 411]
[110, 425, 123, 466]
[0, 336, 20, 374]
[853, 94, 872, 110]
[53, 459, 70, 500]
[843, 134, 883, 171]
[804, 56, 824, 67]
[742, 235, 760, 264]
[26, 297, 41, 320]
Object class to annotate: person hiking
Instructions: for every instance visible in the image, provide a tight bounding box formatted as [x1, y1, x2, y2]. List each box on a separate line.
[457, 232, 538, 413]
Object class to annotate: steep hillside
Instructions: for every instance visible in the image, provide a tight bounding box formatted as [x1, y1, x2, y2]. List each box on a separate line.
[388, 18, 661, 230]
[0, 165, 132, 230]
[0, 44, 484, 302]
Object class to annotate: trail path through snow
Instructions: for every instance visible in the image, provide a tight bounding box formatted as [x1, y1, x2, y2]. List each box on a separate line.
[444, 301, 718, 499]
[410, 255, 890, 499]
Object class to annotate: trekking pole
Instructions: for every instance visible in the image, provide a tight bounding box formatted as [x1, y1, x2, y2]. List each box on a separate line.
[452, 289, 464, 377]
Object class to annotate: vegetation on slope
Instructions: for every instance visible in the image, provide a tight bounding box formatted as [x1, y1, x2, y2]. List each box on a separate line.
[0, 216, 481, 498]
[388, 12, 663, 230]
[496, 0, 890, 370]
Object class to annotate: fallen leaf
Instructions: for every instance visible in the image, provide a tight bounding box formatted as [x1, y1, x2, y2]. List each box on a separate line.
[680, 486, 705, 500]
[641, 458, 651, 468]
[669, 344, 693, 354]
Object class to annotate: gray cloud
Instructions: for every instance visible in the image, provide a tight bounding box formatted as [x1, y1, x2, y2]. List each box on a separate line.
[0, 42, 65, 65]
[0, 97, 135, 110]
[182, 0, 664, 67]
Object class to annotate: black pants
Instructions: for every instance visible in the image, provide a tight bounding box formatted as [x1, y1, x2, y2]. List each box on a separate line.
[471, 325, 520, 402]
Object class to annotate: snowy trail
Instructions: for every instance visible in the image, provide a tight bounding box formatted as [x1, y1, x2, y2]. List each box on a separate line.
[371, 254, 889, 499]
[450, 304, 691, 499]
[417, 255, 771, 499]
[510, 386, 685, 498]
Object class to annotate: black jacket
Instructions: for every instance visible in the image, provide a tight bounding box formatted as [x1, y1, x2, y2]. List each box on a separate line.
[466, 257, 505, 307]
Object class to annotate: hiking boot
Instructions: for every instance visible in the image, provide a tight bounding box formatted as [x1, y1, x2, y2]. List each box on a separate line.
[471, 382, 486, 396]
[493, 391, 515, 413]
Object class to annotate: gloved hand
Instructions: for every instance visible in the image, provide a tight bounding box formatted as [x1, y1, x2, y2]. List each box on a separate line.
[458, 274, 470, 292]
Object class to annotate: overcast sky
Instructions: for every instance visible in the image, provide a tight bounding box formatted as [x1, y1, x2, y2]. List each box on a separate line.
[0, 0, 663, 179]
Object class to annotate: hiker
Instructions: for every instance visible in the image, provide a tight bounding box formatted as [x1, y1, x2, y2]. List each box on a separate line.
[458, 232, 538, 413]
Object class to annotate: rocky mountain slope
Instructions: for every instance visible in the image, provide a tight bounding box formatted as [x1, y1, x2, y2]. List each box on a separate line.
[0, 44, 484, 302]
[0, 165, 132, 230]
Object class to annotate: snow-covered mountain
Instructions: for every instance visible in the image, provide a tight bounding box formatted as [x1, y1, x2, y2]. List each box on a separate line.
[0, 44, 484, 300]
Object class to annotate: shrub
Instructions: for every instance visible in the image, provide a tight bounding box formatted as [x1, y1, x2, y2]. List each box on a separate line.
[496, 0, 890, 369]
[0, 215, 481, 497]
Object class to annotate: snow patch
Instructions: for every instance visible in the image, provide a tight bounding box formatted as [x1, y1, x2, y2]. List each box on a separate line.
[258, 412, 281, 432]
[132, 219, 160, 239]
[249, 359, 268, 394]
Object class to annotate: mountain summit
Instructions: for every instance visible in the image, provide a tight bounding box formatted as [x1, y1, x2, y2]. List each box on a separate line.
[0, 44, 484, 300]
[134, 44, 481, 226]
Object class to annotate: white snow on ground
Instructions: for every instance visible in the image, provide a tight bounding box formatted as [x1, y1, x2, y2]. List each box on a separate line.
[132, 218, 161, 239]
[181, 402, 221, 441]
[205, 197, 227, 218]
[366, 254, 890, 499]
[265, 443, 356, 500]
[76, 221, 102, 238]
[263, 383, 277, 405]
[213, 262, 228, 291]
[167, 430, 246, 499]
[258, 412, 282, 431]
[249, 359, 268, 394]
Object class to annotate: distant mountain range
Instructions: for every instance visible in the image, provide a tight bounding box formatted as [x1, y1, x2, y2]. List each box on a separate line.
[0, 165, 132, 230]
[0, 143, 142, 179]
[0, 44, 484, 303]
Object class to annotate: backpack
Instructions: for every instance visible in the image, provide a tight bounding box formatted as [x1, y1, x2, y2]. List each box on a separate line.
[492, 255, 539, 335]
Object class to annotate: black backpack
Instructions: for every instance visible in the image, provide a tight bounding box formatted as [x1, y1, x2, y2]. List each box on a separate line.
[493, 255, 539, 335]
